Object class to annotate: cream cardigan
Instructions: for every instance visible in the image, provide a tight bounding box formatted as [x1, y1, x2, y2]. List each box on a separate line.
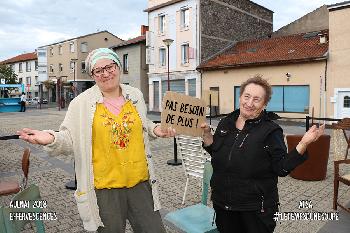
[43, 84, 160, 231]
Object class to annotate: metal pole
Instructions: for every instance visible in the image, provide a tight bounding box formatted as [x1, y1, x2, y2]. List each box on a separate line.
[167, 44, 170, 91]
[166, 43, 181, 166]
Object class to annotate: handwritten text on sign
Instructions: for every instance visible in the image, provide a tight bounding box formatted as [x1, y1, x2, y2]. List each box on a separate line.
[161, 91, 206, 137]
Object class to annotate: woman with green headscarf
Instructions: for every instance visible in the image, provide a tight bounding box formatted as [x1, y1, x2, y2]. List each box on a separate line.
[18, 48, 175, 233]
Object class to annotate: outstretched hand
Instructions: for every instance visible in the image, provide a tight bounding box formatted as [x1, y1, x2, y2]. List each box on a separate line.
[300, 124, 325, 145]
[153, 125, 176, 138]
[17, 128, 55, 145]
[296, 124, 325, 155]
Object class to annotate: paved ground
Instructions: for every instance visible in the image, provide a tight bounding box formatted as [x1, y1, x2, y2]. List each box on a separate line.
[0, 107, 349, 233]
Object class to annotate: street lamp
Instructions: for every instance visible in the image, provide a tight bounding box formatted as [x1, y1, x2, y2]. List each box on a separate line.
[71, 59, 78, 98]
[162, 38, 182, 166]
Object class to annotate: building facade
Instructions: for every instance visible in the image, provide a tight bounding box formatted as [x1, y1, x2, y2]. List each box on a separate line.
[327, 1, 350, 119]
[41, 31, 123, 103]
[198, 31, 328, 119]
[111, 26, 149, 103]
[145, 0, 273, 111]
[1, 52, 39, 98]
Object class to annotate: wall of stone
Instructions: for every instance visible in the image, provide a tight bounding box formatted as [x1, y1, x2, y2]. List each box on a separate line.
[200, 0, 273, 61]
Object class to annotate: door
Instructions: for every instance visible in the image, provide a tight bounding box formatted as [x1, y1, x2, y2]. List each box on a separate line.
[337, 91, 350, 118]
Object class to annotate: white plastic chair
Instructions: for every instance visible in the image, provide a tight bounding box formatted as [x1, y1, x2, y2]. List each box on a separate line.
[176, 135, 209, 204]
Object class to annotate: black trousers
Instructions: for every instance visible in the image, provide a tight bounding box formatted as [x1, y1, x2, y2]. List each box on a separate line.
[214, 204, 277, 233]
[20, 101, 26, 112]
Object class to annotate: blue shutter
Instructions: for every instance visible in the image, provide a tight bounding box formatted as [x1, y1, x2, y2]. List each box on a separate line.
[284, 86, 309, 112]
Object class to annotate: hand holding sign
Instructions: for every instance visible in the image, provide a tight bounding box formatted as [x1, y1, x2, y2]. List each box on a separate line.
[161, 92, 207, 137]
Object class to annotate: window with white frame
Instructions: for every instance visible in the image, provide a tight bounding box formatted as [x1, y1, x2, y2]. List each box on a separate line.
[49, 47, 54, 56]
[18, 78, 22, 84]
[180, 8, 189, 28]
[158, 14, 165, 34]
[159, 48, 166, 66]
[181, 43, 189, 64]
[123, 54, 128, 73]
[26, 61, 31, 72]
[70, 42, 75, 53]
[59, 63, 63, 72]
[58, 45, 63, 55]
[26, 77, 31, 85]
[35, 61, 38, 70]
[81, 42, 88, 53]
[49, 64, 54, 73]
[35, 76, 38, 85]
[19, 63, 23, 73]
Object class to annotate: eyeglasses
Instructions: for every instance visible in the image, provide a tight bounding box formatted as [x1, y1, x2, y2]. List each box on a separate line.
[242, 94, 263, 104]
[92, 63, 117, 77]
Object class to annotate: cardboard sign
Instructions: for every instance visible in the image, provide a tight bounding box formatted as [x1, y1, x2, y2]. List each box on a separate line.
[161, 91, 206, 137]
[202, 90, 219, 106]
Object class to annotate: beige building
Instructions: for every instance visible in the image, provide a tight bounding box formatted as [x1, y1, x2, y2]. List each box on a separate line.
[42, 31, 122, 103]
[327, 1, 350, 119]
[111, 26, 149, 103]
[197, 31, 329, 120]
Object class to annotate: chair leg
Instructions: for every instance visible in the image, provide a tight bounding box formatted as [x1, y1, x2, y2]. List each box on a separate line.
[182, 177, 190, 205]
[333, 179, 339, 210]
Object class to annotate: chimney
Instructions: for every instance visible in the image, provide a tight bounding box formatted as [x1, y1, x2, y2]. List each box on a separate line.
[319, 32, 328, 44]
[141, 25, 149, 35]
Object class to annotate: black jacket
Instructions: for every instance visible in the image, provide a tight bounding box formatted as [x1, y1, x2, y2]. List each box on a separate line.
[204, 109, 308, 212]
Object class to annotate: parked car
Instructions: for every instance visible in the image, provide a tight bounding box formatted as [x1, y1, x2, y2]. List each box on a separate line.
[32, 97, 48, 104]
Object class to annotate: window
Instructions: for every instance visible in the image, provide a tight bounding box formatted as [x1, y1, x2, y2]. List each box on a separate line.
[188, 79, 196, 97]
[81, 42, 88, 53]
[162, 79, 185, 97]
[26, 77, 31, 85]
[18, 78, 22, 84]
[10, 64, 14, 72]
[59, 63, 63, 72]
[123, 54, 128, 73]
[159, 48, 166, 66]
[19, 63, 23, 73]
[159, 15, 165, 34]
[38, 51, 46, 57]
[153, 81, 159, 110]
[49, 47, 54, 56]
[26, 61, 31, 72]
[234, 85, 310, 113]
[70, 42, 75, 53]
[35, 76, 38, 85]
[58, 45, 63, 55]
[344, 96, 350, 108]
[181, 43, 189, 64]
[35, 61, 38, 70]
[180, 8, 189, 28]
[81, 61, 86, 72]
[49, 64, 54, 73]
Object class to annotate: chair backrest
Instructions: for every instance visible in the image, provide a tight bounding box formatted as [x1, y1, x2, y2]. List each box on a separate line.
[332, 129, 348, 161]
[1, 184, 45, 233]
[332, 118, 350, 161]
[21, 148, 30, 190]
[201, 161, 213, 206]
[177, 135, 209, 179]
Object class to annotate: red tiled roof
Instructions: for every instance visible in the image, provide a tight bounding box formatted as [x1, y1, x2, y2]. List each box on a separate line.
[1, 52, 37, 64]
[110, 35, 146, 49]
[197, 30, 329, 71]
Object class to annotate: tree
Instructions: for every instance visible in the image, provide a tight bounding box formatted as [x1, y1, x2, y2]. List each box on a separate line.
[0, 64, 18, 84]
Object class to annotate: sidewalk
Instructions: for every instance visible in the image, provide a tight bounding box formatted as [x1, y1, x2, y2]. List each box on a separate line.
[0, 108, 349, 233]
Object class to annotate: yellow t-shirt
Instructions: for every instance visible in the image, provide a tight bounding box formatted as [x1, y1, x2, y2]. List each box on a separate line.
[92, 101, 149, 189]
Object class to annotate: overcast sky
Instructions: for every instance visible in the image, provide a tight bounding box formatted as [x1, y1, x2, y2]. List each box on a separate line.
[0, 0, 339, 61]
